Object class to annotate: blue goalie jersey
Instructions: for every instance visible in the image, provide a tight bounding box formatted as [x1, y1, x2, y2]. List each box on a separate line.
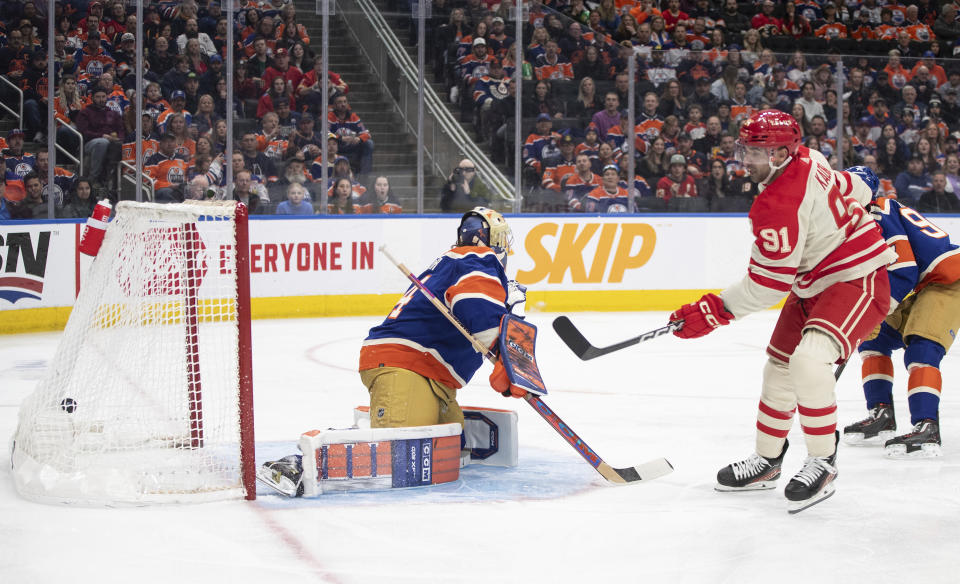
[359, 247, 509, 389]
[871, 197, 960, 303]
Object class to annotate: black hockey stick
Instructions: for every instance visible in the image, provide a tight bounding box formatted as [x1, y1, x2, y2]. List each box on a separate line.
[380, 246, 673, 485]
[553, 316, 681, 360]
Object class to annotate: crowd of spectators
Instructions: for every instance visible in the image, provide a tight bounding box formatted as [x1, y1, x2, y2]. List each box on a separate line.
[5, 1, 960, 218]
[0, 0, 399, 220]
[424, 0, 960, 213]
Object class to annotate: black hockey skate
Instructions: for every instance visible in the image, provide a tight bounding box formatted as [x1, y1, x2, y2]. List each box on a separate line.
[785, 432, 838, 514]
[256, 455, 304, 497]
[842, 403, 896, 446]
[884, 419, 942, 459]
[716, 440, 788, 491]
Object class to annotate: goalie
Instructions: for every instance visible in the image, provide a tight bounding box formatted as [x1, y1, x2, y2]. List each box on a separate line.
[259, 207, 529, 496]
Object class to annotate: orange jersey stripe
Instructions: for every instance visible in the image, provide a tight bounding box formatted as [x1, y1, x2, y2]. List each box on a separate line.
[445, 273, 507, 308]
[359, 343, 462, 389]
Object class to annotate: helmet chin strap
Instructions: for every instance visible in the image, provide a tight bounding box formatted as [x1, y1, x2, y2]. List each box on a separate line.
[758, 152, 792, 189]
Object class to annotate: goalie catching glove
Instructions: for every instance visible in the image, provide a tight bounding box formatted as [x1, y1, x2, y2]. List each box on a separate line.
[670, 293, 734, 339]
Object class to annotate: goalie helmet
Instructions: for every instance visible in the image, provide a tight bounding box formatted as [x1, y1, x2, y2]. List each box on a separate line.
[457, 207, 513, 267]
[845, 165, 880, 198]
[738, 109, 802, 156]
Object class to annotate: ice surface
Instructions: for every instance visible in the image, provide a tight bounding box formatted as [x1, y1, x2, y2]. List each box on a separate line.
[2, 312, 958, 583]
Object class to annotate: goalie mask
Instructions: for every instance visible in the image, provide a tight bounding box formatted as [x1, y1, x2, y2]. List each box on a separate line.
[457, 207, 513, 267]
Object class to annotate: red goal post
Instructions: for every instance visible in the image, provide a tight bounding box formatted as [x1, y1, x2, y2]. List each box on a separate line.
[11, 201, 255, 504]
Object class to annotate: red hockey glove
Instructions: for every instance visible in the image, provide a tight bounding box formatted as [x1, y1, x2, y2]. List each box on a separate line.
[489, 359, 527, 398]
[669, 293, 734, 339]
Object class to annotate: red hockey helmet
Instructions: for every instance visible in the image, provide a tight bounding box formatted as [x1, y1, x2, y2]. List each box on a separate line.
[738, 110, 802, 155]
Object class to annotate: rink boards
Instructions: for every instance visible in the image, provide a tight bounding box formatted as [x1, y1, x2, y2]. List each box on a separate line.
[3, 213, 960, 333]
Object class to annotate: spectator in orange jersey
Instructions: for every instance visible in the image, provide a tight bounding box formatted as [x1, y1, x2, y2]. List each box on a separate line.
[328, 177, 359, 214]
[145, 134, 190, 202]
[359, 176, 403, 214]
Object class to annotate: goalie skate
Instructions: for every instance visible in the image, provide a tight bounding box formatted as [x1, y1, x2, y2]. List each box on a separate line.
[842, 404, 896, 446]
[884, 419, 942, 459]
[715, 440, 788, 492]
[256, 455, 304, 497]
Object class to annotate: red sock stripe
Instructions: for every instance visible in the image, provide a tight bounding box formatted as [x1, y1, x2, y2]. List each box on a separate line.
[801, 423, 837, 436]
[797, 403, 838, 417]
[758, 400, 795, 420]
[862, 354, 894, 379]
[908, 366, 942, 394]
[757, 421, 790, 438]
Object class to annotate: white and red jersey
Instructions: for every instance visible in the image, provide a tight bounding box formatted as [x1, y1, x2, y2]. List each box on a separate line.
[722, 146, 896, 317]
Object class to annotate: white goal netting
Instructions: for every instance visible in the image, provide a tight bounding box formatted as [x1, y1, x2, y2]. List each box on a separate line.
[11, 201, 254, 505]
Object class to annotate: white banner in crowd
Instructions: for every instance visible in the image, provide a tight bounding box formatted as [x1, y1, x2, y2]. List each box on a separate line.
[3, 215, 960, 332]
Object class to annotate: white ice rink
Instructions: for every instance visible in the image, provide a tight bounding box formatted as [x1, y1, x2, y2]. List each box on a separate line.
[2, 311, 959, 583]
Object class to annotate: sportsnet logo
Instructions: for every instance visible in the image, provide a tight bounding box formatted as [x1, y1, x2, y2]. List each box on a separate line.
[0, 231, 51, 303]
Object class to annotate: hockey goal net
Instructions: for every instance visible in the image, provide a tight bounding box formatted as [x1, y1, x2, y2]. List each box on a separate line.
[11, 201, 255, 504]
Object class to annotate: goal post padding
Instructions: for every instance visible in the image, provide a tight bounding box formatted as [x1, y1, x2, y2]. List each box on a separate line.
[11, 201, 255, 505]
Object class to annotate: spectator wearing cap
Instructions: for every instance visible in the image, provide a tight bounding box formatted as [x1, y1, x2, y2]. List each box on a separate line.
[487, 16, 514, 57]
[113, 33, 138, 69]
[578, 164, 630, 214]
[913, 52, 947, 88]
[269, 151, 313, 204]
[288, 112, 326, 162]
[328, 94, 374, 177]
[894, 155, 933, 205]
[182, 72, 201, 113]
[274, 97, 300, 132]
[199, 53, 225, 96]
[522, 113, 561, 180]
[453, 37, 496, 105]
[74, 27, 116, 80]
[440, 158, 491, 213]
[2, 129, 37, 180]
[177, 17, 218, 57]
[656, 154, 697, 202]
[675, 133, 707, 178]
[940, 65, 960, 96]
[75, 86, 124, 187]
[324, 156, 366, 201]
[295, 56, 349, 115]
[941, 87, 960, 127]
[76, 1, 106, 36]
[157, 91, 194, 133]
[262, 47, 303, 97]
[541, 134, 579, 192]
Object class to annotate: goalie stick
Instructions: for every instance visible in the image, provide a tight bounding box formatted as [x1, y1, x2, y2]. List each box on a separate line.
[553, 316, 681, 360]
[379, 245, 673, 485]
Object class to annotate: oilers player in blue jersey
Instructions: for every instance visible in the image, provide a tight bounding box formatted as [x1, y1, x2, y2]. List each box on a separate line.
[257, 208, 526, 495]
[359, 207, 525, 428]
[842, 166, 960, 458]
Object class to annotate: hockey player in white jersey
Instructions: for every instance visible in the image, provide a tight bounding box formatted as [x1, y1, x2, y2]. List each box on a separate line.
[669, 110, 898, 513]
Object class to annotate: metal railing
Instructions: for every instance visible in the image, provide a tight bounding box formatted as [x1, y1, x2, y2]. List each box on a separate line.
[345, 0, 516, 203]
[0, 75, 23, 128]
[119, 160, 155, 202]
[54, 120, 83, 176]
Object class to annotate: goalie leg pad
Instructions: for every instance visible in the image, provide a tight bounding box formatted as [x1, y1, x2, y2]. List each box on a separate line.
[463, 407, 518, 467]
[298, 423, 462, 497]
[356, 405, 519, 468]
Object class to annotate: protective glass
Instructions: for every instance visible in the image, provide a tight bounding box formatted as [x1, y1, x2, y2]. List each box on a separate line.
[735, 142, 772, 166]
